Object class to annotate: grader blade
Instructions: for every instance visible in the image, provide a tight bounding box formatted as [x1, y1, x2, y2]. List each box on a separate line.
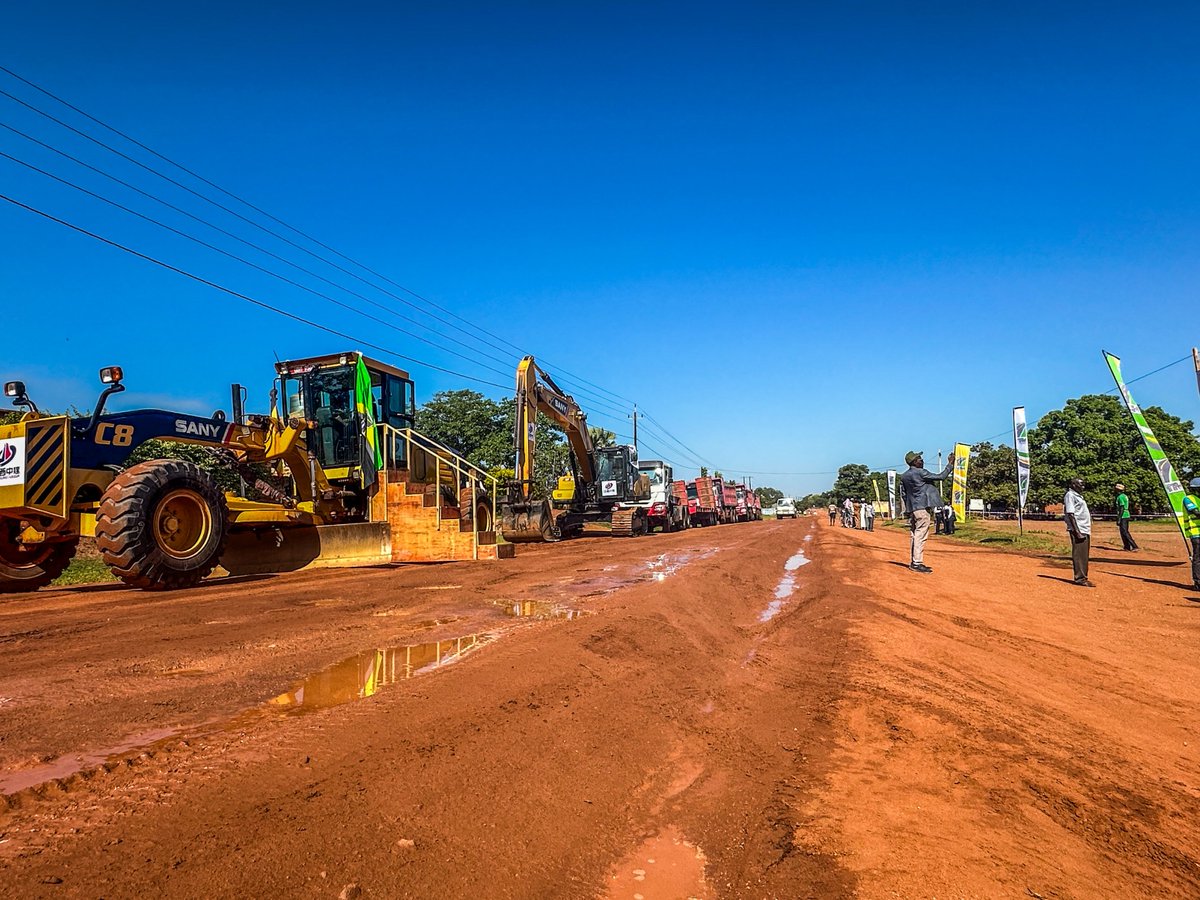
[218, 523, 392, 576]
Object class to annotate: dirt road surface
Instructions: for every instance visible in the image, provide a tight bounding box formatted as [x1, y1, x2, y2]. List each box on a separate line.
[1, 516, 1198, 898]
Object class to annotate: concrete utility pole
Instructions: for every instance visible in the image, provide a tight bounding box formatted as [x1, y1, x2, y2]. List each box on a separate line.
[1193, 348, 1200, 399]
[631, 404, 638, 454]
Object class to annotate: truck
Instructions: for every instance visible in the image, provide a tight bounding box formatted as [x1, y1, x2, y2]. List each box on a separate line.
[775, 497, 798, 519]
[623, 459, 689, 533]
[685, 476, 723, 527]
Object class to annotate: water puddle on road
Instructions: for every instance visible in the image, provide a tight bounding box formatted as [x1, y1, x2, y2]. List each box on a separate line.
[496, 599, 590, 620]
[605, 825, 710, 899]
[760, 549, 812, 622]
[269, 633, 494, 712]
[0, 726, 186, 795]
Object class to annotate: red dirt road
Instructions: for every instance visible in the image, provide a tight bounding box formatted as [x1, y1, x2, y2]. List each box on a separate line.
[0, 517, 1197, 897]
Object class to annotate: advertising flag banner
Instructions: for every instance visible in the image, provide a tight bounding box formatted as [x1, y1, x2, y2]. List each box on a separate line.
[1104, 351, 1191, 553]
[1013, 407, 1030, 509]
[951, 442, 970, 524]
[886, 470, 897, 519]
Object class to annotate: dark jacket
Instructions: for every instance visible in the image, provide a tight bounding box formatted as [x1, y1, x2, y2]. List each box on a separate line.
[900, 463, 953, 512]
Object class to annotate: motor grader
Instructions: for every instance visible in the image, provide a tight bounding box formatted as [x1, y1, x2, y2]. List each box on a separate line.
[0, 351, 490, 593]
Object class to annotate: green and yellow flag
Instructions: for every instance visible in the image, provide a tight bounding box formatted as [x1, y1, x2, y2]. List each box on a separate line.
[951, 442, 970, 523]
[355, 355, 383, 480]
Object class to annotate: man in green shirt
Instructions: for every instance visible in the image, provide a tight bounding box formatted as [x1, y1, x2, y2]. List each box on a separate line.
[1115, 483, 1138, 551]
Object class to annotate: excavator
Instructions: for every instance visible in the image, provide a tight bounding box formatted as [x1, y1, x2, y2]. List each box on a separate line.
[499, 356, 649, 541]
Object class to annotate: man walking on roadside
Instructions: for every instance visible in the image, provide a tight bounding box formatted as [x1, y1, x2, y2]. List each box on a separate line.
[1064, 478, 1094, 587]
[900, 450, 954, 574]
[864, 500, 875, 531]
[828, 502, 837, 526]
[1182, 477, 1200, 590]
[1115, 483, 1138, 551]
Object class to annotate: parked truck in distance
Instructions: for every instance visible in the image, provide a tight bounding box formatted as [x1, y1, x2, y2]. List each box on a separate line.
[686, 476, 723, 527]
[627, 459, 690, 533]
[775, 497, 797, 519]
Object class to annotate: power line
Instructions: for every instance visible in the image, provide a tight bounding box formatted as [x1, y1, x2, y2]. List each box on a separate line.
[0, 191, 512, 391]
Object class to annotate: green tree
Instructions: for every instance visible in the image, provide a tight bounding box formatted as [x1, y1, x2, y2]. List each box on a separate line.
[699, 466, 709, 478]
[1028, 394, 1200, 513]
[798, 491, 834, 511]
[965, 442, 1019, 510]
[755, 486, 784, 507]
[415, 390, 511, 471]
[833, 463, 872, 500]
[588, 427, 616, 448]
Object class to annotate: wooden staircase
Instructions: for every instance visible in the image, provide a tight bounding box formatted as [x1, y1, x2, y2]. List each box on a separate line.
[376, 469, 513, 562]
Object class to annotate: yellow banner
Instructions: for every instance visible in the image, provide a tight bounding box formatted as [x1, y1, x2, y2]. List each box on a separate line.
[951, 442, 970, 524]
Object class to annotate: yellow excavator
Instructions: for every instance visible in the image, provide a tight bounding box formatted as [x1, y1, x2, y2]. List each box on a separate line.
[499, 356, 649, 541]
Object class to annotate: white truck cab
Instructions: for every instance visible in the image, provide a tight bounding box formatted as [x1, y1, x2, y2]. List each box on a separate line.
[776, 497, 797, 519]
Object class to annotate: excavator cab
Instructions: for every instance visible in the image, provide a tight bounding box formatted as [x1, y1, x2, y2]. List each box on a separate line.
[594, 445, 648, 504]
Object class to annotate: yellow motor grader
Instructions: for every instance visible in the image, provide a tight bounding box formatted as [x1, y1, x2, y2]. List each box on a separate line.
[0, 351, 433, 592]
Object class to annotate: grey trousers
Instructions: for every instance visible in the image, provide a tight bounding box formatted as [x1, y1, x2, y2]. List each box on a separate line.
[1192, 538, 1200, 589]
[910, 508, 932, 564]
[1071, 533, 1090, 582]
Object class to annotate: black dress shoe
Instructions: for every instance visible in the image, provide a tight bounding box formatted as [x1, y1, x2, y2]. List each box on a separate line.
[910, 563, 933, 573]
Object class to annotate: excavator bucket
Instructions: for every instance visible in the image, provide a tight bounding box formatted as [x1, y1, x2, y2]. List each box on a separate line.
[500, 498, 558, 543]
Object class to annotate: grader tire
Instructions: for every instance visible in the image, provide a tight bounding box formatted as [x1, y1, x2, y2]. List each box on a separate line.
[0, 524, 79, 593]
[96, 460, 228, 591]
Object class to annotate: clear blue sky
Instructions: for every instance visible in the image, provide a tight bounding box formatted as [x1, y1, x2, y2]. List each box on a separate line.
[3, 2, 1199, 496]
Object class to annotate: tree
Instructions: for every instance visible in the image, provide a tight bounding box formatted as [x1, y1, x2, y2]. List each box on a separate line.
[588, 427, 616, 448]
[832, 463, 872, 500]
[1028, 394, 1200, 513]
[755, 486, 784, 507]
[699, 466, 709, 478]
[798, 491, 834, 511]
[414, 390, 511, 471]
[964, 442, 1019, 510]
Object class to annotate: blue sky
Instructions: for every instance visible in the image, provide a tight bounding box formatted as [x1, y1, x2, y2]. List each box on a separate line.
[3, 2, 1200, 495]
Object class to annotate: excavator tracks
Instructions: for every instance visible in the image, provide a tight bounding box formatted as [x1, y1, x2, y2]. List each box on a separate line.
[610, 507, 645, 538]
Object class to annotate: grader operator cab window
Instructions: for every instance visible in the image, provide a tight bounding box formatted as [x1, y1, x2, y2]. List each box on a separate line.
[304, 365, 359, 469]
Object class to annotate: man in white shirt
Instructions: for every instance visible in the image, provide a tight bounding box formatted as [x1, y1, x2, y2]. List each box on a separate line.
[1063, 478, 1093, 587]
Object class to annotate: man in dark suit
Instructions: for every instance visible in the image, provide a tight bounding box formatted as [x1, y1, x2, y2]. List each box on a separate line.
[900, 451, 954, 573]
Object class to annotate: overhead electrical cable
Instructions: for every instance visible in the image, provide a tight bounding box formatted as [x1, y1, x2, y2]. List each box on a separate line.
[0, 191, 511, 391]
[0, 149, 517, 384]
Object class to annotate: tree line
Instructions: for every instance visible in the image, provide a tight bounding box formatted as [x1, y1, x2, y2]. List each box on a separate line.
[809, 394, 1200, 514]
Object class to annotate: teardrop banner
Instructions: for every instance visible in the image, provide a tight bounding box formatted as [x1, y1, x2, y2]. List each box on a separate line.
[1013, 406, 1030, 534]
[1103, 350, 1191, 555]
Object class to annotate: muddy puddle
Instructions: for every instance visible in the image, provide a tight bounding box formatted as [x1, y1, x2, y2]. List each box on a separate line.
[760, 548, 811, 623]
[496, 599, 590, 620]
[605, 824, 710, 899]
[0, 632, 495, 796]
[269, 633, 493, 712]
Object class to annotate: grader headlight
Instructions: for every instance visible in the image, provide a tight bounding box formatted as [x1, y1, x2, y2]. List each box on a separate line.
[4, 381, 23, 398]
[99, 366, 124, 385]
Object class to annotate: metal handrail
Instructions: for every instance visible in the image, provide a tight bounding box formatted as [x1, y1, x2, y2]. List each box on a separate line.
[377, 425, 501, 559]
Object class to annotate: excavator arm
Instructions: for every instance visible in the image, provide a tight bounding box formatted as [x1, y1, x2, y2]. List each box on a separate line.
[503, 356, 595, 542]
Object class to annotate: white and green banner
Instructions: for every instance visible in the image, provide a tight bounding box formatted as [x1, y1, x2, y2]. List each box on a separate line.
[886, 469, 897, 519]
[1012, 406, 1030, 510]
[1104, 351, 1191, 554]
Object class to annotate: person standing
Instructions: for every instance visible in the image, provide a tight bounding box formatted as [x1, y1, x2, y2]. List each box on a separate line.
[864, 500, 875, 531]
[1064, 478, 1093, 587]
[858, 499, 868, 530]
[1115, 483, 1138, 551]
[842, 497, 854, 528]
[1182, 476, 1200, 590]
[943, 503, 957, 535]
[934, 504, 944, 534]
[900, 451, 954, 573]
[828, 502, 837, 526]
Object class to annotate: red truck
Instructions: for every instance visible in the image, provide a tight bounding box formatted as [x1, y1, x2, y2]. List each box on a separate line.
[685, 476, 723, 527]
[734, 484, 762, 522]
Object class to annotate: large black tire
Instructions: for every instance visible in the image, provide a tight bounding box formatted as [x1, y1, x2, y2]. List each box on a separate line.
[0, 521, 79, 593]
[96, 460, 227, 591]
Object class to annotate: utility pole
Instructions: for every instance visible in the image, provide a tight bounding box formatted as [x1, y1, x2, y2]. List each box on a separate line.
[1193, 348, 1200, 399]
[631, 404, 638, 454]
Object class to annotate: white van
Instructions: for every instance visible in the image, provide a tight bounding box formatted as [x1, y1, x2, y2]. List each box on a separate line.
[776, 497, 797, 519]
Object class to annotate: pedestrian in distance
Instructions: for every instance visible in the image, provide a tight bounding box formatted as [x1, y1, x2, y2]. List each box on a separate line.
[943, 503, 956, 535]
[858, 499, 868, 530]
[1064, 477, 1093, 587]
[1115, 483, 1138, 551]
[864, 500, 875, 531]
[842, 497, 854, 528]
[900, 450, 954, 574]
[1182, 477, 1200, 590]
[828, 502, 837, 526]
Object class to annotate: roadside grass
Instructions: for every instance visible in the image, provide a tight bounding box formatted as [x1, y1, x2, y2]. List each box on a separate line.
[884, 517, 1071, 559]
[53, 558, 115, 586]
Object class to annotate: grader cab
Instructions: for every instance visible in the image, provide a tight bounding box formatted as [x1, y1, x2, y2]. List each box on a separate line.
[0, 353, 508, 594]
